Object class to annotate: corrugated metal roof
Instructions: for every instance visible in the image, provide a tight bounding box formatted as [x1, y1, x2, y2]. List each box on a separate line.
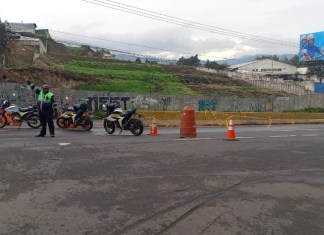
[8, 23, 37, 33]
[228, 60, 258, 69]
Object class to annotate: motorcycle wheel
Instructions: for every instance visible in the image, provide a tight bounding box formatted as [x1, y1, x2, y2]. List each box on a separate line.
[0, 114, 7, 128]
[56, 117, 70, 128]
[26, 114, 41, 129]
[104, 119, 115, 134]
[82, 118, 93, 131]
[130, 119, 144, 136]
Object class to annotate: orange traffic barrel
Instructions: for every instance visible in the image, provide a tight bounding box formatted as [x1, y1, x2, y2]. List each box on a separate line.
[180, 106, 197, 138]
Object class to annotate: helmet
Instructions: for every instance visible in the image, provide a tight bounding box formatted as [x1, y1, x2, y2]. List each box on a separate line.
[42, 84, 49, 89]
[2, 100, 10, 108]
[307, 34, 315, 41]
[301, 35, 307, 41]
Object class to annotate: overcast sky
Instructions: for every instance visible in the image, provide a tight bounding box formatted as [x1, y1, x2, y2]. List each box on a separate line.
[1, 0, 324, 60]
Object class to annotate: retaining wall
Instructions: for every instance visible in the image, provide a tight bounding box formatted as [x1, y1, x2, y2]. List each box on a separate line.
[2, 82, 324, 112]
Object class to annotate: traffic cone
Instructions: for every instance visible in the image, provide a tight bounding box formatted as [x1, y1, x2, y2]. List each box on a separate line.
[148, 117, 160, 136]
[225, 118, 238, 141]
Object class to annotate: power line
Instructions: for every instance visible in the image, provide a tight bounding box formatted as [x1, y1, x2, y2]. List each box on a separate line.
[50, 29, 227, 60]
[103, 0, 296, 46]
[51, 30, 181, 54]
[80, 0, 298, 48]
[52, 36, 178, 63]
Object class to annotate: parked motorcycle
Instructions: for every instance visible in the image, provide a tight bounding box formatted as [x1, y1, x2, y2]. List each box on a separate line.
[56, 105, 93, 131]
[103, 104, 144, 136]
[0, 101, 41, 129]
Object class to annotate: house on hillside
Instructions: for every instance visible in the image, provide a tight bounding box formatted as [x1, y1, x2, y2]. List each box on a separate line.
[102, 53, 116, 60]
[7, 22, 37, 34]
[5, 22, 47, 63]
[228, 59, 297, 79]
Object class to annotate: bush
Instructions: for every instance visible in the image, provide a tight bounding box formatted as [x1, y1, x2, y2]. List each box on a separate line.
[284, 107, 324, 113]
[92, 109, 106, 119]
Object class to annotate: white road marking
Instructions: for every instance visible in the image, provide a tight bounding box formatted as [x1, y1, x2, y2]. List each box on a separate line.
[302, 134, 318, 137]
[272, 129, 292, 132]
[59, 143, 71, 146]
[269, 135, 290, 138]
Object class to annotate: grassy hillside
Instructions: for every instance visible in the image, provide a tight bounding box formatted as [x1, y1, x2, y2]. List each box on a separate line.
[5, 40, 292, 97]
[64, 60, 195, 94]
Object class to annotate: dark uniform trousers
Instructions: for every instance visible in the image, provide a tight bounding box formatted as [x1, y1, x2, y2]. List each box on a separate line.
[39, 110, 55, 136]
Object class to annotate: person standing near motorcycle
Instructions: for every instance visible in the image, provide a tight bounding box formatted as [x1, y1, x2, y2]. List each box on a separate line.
[27, 80, 56, 137]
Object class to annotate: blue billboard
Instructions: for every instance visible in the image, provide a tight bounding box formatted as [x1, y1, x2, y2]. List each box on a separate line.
[299, 31, 324, 62]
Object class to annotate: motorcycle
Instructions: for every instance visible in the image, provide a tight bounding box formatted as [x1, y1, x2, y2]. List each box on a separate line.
[0, 101, 41, 129]
[56, 105, 93, 131]
[103, 104, 144, 136]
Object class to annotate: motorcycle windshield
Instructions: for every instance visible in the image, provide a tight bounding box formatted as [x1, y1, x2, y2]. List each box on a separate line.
[5, 105, 19, 114]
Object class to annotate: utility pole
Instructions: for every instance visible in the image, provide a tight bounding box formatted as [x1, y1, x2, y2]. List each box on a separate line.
[272, 55, 274, 78]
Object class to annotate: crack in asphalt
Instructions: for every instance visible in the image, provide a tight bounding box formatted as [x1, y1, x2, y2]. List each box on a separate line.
[116, 176, 264, 235]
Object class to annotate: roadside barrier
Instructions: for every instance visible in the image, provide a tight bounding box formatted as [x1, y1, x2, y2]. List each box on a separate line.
[141, 111, 324, 127]
[225, 116, 238, 141]
[180, 106, 197, 138]
[147, 117, 160, 136]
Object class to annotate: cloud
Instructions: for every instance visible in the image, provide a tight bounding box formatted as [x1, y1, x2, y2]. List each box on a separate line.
[55, 26, 240, 60]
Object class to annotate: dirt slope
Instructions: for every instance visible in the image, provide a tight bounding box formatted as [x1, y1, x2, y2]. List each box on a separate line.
[1, 40, 291, 97]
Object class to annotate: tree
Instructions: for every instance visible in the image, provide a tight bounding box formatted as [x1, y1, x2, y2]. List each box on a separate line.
[205, 59, 228, 70]
[287, 55, 300, 67]
[0, 19, 10, 67]
[307, 65, 324, 77]
[135, 57, 142, 63]
[255, 55, 279, 61]
[145, 59, 158, 65]
[94, 48, 109, 58]
[177, 54, 200, 66]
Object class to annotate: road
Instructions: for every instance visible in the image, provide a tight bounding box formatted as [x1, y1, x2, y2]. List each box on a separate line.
[0, 123, 324, 234]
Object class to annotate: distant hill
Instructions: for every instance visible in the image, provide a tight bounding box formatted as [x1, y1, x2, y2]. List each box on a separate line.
[115, 54, 174, 65]
[117, 53, 297, 67]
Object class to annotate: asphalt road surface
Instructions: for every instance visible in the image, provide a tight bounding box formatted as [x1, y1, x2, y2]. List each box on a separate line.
[0, 123, 324, 235]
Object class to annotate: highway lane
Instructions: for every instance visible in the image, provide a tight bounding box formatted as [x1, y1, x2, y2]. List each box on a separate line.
[0, 124, 324, 234]
[1, 123, 323, 141]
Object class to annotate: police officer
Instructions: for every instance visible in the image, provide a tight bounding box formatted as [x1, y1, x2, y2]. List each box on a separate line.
[27, 80, 56, 137]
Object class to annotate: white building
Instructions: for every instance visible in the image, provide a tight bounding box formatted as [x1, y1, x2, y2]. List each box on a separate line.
[229, 59, 297, 76]
[17, 36, 47, 56]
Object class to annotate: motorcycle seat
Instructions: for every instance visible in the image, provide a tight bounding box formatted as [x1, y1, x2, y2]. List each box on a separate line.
[18, 107, 33, 112]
